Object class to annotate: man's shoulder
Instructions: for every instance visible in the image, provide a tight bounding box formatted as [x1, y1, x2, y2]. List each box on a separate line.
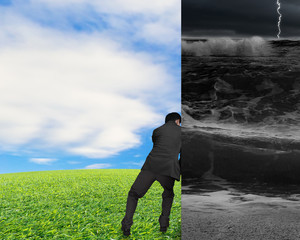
[165, 121, 180, 129]
[153, 125, 162, 133]
[158, 122, 180, 133]
[154, 123, 166, 131]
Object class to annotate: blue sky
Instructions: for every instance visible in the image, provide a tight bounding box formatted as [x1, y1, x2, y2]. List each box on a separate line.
[0, 0, 180, 174]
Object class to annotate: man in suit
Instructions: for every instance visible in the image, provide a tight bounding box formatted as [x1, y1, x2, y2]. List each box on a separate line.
[121, 112, 181, 236]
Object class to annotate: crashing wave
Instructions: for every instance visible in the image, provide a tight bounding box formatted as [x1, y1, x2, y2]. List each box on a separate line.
[182, 37, 271, 56]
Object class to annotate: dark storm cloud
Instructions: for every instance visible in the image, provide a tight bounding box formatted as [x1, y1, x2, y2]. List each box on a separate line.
[182, 0, 300, 38]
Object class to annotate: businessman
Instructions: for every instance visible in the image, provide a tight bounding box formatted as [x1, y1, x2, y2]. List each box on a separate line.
[121, 112, 181, 236]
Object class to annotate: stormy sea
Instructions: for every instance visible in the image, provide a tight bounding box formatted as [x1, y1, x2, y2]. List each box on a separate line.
[181, 37, 300, 240]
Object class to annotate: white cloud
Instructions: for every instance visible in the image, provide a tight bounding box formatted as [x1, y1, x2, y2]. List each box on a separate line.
[0, 1, 180, 159]
[85, 163, 112, 169]
[29, 158, 57, 165]
[115, 0, 179, 17]
[30, 0, 178, 16]
[9, 0, 180, 47]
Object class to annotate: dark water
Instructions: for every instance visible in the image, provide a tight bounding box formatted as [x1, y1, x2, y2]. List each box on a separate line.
[182, 176, 300, 199]
[182, 37, 300, 183]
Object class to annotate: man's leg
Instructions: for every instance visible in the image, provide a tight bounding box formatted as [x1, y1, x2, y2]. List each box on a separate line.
[156, 174, 175, 231]
[121, 170, 156, 233]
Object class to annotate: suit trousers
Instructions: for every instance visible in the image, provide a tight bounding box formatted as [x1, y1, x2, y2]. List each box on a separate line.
[121, 170, 175, 229]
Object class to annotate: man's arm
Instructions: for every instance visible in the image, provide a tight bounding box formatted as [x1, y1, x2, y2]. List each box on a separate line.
[179, 148, 181, 173]
[152, 129, 158, 143]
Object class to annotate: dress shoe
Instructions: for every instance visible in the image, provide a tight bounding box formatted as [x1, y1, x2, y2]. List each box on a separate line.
[121, 226, 130, 236]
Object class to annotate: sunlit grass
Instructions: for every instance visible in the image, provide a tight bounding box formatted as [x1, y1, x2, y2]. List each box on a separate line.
[0, 169, 181, 239]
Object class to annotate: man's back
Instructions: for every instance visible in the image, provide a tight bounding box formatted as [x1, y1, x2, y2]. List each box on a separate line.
[141, 121, 181, 180]
[122, 113, 181, 236]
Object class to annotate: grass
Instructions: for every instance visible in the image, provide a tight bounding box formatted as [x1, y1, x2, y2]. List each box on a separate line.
[0, 169, 181, 239]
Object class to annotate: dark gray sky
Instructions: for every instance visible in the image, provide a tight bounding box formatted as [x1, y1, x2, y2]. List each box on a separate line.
[182, 0, 300, 38]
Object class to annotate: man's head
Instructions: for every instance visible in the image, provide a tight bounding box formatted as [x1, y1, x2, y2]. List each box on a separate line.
[165, 112, 181, 126]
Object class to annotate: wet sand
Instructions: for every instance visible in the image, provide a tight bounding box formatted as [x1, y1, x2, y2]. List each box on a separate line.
[182, 179, 300, 240]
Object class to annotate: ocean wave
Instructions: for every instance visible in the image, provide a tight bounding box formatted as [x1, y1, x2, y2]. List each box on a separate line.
[182, 37, 271, 56]
[182, 106, 300, 144]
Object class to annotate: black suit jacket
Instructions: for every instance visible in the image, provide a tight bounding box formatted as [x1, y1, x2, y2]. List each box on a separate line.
[141, 121, 181, 181]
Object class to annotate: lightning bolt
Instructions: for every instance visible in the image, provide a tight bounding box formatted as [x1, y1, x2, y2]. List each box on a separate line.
[277, 0, 282, 38]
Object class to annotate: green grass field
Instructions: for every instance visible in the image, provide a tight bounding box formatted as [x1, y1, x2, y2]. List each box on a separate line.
[0, 169, 181, 239]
